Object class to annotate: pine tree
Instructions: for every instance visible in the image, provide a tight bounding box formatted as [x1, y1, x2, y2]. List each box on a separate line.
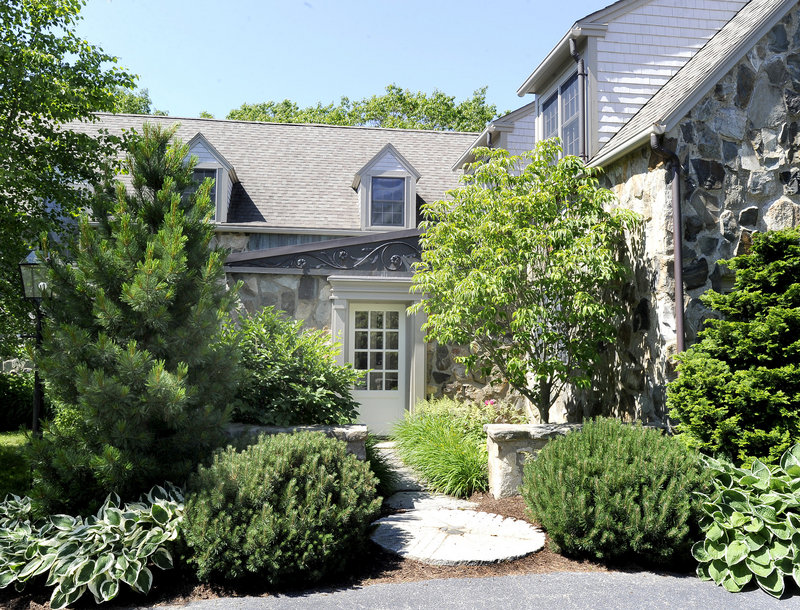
[32, 123, 238, 514]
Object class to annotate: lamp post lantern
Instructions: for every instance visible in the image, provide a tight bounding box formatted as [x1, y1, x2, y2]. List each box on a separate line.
[18, 250, 47, 437]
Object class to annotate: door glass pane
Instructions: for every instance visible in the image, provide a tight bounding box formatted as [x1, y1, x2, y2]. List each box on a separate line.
[369, 372, 383, 391]
[354, 352, 368, 370]
[352, 307, 402, 393]
[370, 311, 384, 328]
[385, 373, 398, 390]
[355, 311, 369, 329]
[355, 331, 368, 349]
[354, 375, 367, 390]
[370, 331, 383, 350]
[370, 352, 384, 370]
[386, 351, 398, 370]
[386, 331, 398, 350]
[386, 310, 399, 329]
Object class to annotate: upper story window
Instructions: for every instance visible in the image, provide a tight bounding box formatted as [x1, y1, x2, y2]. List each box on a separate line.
[540, 72, 580, 157]
[192, 168, 218, 217]
[371, 177, 405, 226]
[353, 143, 420, 231]
[185, 133, 237, 223]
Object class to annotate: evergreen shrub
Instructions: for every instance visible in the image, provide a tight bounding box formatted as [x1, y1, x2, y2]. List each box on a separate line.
[521, 418, 707, 566]
[227, 307, 360, 426]
[32, 123, 238, 514]
[364, 433, 399, 498]
[181, 431, 381, 586]
[667, 229, 800, 466]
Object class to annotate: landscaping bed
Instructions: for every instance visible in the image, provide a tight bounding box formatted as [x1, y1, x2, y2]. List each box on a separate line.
[0, 493, 610, 609]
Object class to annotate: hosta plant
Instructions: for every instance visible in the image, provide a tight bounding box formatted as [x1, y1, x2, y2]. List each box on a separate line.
[0, 484, 183, 608]
[692, 444, 800, 598]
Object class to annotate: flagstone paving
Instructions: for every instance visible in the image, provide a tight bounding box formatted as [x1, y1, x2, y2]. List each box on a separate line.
[371, 441, 546, 566]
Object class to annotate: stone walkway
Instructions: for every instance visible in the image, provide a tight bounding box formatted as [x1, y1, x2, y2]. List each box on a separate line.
[370, 441, 545, 566]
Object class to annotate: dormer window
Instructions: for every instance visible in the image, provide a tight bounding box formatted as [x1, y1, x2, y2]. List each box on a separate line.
[370, 177, 405, 226]
[185, 133, 237, 223]
[353, 143, 420, 231]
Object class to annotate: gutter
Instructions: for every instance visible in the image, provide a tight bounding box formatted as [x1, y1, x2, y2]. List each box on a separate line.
[569, 38, 587, 162]
[649, 126, 685, 354]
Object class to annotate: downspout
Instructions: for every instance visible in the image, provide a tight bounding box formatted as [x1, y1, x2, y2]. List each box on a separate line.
[569, 38, 587, 162]
[650, 129, 685, 354]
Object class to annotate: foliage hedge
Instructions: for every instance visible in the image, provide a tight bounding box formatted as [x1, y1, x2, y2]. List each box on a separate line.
[667, 229, 800, 466]
[0, 371, 37, 431]
[521, 418, 708, 566]
[181, 432, 381, 586]
[227, 307, 360, 426]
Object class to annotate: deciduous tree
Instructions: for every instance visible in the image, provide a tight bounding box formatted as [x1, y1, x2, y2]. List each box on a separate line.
[227, 84, 497, 132]
[411, 142, 640, 422]
[0, 0, 134, 356]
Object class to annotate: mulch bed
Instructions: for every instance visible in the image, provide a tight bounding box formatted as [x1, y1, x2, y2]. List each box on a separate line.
[0, 493, 621, 609]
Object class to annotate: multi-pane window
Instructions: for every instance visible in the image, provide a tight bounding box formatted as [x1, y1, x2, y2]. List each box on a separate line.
[353, 309, 400, 391]
[370, 177, 405, 226]
[540, 72, 581, 157]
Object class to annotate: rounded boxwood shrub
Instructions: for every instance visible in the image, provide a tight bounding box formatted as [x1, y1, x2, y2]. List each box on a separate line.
[181, 431, 381, 586]
[521, 418, 707, 566]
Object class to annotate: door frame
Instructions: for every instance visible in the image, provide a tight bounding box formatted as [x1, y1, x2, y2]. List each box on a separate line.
[328, 276, 425, 432]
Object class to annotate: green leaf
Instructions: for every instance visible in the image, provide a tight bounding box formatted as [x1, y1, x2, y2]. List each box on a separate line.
[725, 540, 749, 565]
[150, 547, 173, 570]
[93, 553, 115, 576]
[767, 520, 793, 541]
[0, 571, 16, 588]
[755, 570, 785, 598]
[705, 538, 726, 560]
[753, 503, 779, 524]
[770, 538, 791, 561]
[729, 561, 753, 587]
[721, 575, 744, 593]
[50, 584, 85, 609]
[730, 512, 748, 528]
[780, 444, 800, 477]
[17, 557, 45, 582]
[74, 559, 94, 585]
[133, 566, 153, 594]
[692, 540, 710, 562]
[751, 460, 771, 489]
[707, 522, 725, 542]
[50, 515, 77, 531]
[697, 562, 711, 581]
[150, 503, 169, 525]
[708, 559, 728, 585]
[744, 530, 768, 551]
[99, 577, 119, 602]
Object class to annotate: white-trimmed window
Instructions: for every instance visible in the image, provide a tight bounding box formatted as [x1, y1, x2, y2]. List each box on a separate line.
[540, 72, 580, 157]
[353, 143, 420, 231]
[370, 176, 405, 227]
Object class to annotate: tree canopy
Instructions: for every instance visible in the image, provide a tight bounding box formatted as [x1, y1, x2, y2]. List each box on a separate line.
[112, 87, 168, 115]
[411, 142, 640, 422]
[227, 84, 498, 132]
[0, 0, 134, 357]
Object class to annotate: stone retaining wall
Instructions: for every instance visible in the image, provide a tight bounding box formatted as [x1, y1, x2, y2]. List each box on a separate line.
[225, 423, 368, 460]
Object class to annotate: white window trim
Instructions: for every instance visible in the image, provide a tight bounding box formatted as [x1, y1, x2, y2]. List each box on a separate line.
[537, 69, 581, 157]
[362, 171, 414, 230]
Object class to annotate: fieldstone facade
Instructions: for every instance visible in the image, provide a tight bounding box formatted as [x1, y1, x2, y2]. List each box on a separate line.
[600, 8, 800, 423]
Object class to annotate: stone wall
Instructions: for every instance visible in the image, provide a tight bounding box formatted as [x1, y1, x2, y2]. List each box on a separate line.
[603, 9, 800, 422]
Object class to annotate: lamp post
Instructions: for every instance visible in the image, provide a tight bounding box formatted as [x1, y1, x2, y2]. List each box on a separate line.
[18, 250, 47, 438]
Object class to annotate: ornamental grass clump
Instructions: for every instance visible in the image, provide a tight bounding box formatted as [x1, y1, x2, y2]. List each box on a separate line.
[181, 432, 381, 586]
[521, 418, 707, 566]
[392, 397, 521, 498]
[692, 444, 800, 598]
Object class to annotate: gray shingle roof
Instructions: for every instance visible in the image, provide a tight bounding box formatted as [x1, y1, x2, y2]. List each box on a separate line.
[68, 114, 476, 230]
[592, 0, 795, 167]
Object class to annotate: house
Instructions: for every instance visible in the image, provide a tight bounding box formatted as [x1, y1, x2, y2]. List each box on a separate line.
[458, 0, 800, 423]
[69, 115, 476, 434]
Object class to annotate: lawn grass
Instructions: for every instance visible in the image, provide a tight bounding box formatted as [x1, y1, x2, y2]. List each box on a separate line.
[0, 431, 31, 499]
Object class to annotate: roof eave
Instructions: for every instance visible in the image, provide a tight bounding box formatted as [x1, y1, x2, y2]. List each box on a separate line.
[516, 23, 607, 96]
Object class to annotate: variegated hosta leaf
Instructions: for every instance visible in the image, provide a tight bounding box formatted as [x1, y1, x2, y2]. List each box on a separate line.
[756, 570, 785, 598]
[725, 540, 749, 565]
[780, 444, 800, 477]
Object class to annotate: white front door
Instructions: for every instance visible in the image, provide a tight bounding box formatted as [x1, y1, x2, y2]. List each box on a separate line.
[349, 304, 407, 435]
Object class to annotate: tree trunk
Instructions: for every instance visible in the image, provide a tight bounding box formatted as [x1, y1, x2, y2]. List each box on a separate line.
[537, 378, 551, 423]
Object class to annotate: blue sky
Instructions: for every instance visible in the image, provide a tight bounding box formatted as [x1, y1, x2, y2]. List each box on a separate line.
[76, 0, 603, 122]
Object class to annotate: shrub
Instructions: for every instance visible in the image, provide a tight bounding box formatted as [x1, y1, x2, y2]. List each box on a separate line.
[182, 431, 381, 586]
[391, 397, 518, 497]
[692, 444, 800, 598]
[0, 484, 183, 609]
[0, 370, 35, 431]
[521, 418, 707, 566]
[227, 307, 360, 426]
[667, 229, 800, 467]
[33, 123, 237, 514]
